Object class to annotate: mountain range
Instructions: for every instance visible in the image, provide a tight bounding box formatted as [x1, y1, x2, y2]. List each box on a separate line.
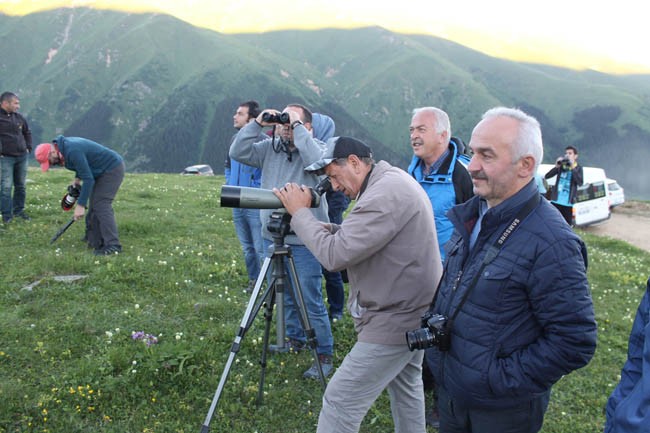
[1, 7, 649, 198]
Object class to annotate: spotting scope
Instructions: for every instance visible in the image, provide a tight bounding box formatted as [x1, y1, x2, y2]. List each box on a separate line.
[220, 177, 331, 209]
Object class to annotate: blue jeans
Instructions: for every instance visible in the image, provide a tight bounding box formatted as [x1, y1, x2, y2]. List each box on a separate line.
[323, 201, 347, 315]
[438, 387, 550, 433]
[1, 153, 28, 219]
[324, 268, 345, 315]
[233, 208, 264, 280]
[264, 239, 333, 356]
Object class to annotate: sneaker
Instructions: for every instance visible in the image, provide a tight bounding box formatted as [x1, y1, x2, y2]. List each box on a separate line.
[93, 245, 122, 256]
[243, 279, 256, 293]
[330, 311, 343, 322]
[285, 338, 306, 353]
[303, 354, 334, 379]
[2, 216, 12, 224]
[15, 213, 31, 221]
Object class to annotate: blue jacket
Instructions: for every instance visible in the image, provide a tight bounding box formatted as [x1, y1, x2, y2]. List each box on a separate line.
[225, 133, 262, 188]
[225, 158, 261, 188]
[311, 113, 335, 142]
[54, 135, 123, 207]
[605, 278, 650, 433]
[407, 137, 473, 260]
[426, 180, 597, 409]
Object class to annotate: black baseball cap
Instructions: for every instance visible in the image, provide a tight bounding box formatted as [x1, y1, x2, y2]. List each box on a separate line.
[306, 136, 373, 173]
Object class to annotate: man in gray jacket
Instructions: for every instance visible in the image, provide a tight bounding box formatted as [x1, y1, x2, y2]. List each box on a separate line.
[229, 103, 334, 379]
[273, 136, 442, 433]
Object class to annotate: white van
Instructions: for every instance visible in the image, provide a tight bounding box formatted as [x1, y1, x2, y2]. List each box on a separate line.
[606, 178, 625, 208]
[537, 164, 610, 227]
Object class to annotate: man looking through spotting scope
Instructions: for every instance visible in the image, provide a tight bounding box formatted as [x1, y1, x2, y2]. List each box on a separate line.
[229, 103, 334, 379]
[273, 136, 442, 433]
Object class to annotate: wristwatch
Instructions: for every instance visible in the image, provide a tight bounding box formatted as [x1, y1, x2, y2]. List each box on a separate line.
[291, 120, 304, 130]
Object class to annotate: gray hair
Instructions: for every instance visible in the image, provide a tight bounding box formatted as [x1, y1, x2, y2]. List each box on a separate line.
[481, 107, 543, 171]
[412, 107, 451, 143]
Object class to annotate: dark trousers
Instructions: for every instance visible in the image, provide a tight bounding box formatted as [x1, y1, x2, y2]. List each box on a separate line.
[551, 202, 573, 226]
[86, 163, 124, 249]
[438, 387, 550, 433]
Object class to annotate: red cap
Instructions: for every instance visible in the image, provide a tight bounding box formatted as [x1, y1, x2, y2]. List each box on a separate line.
[34, 143, 52, 172]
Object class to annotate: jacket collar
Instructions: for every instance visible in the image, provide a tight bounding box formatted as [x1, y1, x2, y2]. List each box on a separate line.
[410, 139, 459, 177]
[450, 179, 538, 239]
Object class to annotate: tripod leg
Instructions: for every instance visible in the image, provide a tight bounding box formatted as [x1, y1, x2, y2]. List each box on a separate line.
[269, 253, 287, 352]
[257, 286, 276, 404]
[285, 255, 328, 389]
[200, 257, 274, 432]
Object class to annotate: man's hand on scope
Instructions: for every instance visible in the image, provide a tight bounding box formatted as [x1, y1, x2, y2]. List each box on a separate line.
[273, 183, 312, 215]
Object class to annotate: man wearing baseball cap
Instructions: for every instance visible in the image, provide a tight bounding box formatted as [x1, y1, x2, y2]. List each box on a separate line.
[35, 136, 124, 255]
[274, 136, 442, 433]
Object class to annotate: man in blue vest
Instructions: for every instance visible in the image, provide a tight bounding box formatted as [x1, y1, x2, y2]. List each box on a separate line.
[408, 107, 473, 261]
[408, 106, 474, 428]
[224, 100, 266, 292]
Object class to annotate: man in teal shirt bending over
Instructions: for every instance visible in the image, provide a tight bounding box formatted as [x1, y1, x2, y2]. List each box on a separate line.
[35, 136, 125, 255]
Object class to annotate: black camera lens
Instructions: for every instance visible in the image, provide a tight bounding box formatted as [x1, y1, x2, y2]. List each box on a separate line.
[406, 328, 435, 351]
[405, 312, 450, 352]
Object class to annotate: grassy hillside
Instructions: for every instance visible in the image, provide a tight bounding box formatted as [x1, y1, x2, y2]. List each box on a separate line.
[1, 170, 649, 432]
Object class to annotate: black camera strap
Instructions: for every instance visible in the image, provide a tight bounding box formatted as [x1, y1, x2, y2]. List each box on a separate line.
[445, 193, 541, 327]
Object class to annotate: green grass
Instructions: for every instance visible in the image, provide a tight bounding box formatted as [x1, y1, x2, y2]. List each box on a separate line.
[1, 168, 649, 433]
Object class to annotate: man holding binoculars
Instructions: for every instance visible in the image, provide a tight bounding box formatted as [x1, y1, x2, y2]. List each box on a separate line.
[544, 145, 583, 225]
[229, 103, 334, 379]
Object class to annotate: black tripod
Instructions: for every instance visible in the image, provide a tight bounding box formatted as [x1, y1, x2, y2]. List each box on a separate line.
[200, 212, 327, 433]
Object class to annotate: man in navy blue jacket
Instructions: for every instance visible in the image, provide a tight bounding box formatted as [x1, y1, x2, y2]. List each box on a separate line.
[424, 107, 597, 433]
[35, 136, 124, 256]
[605, 278, 650, 433]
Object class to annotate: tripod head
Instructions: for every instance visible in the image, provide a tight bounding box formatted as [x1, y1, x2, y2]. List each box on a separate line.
[267, 211, 293, 245]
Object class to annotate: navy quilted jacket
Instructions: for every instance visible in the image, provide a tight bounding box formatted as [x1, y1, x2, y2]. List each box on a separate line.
[426, 180, 597, 409]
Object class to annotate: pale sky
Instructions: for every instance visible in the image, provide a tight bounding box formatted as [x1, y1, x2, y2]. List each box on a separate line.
[1, 0, 648, 74]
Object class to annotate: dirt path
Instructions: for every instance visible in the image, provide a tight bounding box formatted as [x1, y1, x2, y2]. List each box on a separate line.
[580, 201, 650, 253]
